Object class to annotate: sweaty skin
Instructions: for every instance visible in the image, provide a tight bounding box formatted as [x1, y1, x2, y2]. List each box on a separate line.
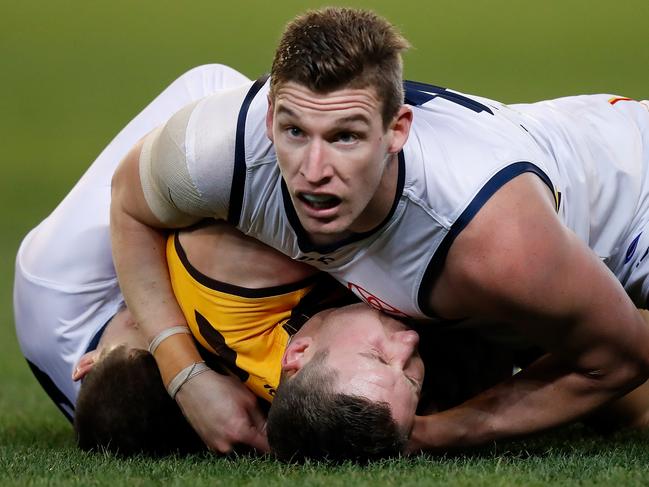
[111, 141, 270, 454]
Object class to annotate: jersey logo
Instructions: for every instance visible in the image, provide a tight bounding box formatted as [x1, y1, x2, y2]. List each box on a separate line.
[347, 282, 409, 318]
[625, 232, 642, 264]
[608, 96, 634, 105]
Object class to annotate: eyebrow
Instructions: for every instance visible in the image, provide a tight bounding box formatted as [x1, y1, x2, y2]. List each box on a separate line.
[358, 351, 387, 364]
[336, 114, 371, 126]
[275, 106, 371, 127]
[275, 105, 297, 118]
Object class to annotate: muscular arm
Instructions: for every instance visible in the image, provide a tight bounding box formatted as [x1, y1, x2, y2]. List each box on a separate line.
[110, 130, 268, 453]
[110, 139, 189, 345]
[411, 173, 649, 450]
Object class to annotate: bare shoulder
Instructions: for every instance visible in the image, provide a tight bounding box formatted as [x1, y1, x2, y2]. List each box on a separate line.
[428, 172, 568, 320]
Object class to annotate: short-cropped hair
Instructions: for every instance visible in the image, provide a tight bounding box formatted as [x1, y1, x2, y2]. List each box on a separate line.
[267, 349, 406, 463]
[270, 7, 410, 128]
[75, 346, 204, 456]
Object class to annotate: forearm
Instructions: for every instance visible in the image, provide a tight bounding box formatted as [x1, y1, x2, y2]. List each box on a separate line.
[110, 140, 203, 385]
[412, 352, 646, 450]
[110, 209, 184, 340]
[110, 203, 204, 383]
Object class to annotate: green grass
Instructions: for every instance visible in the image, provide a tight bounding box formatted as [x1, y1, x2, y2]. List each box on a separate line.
[2, 427, 649, 486]
[2, 1, 649, 485]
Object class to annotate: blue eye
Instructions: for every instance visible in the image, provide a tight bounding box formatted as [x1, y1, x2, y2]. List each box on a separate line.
[337, 132, 358, 143]
[288, 127, 303, 137]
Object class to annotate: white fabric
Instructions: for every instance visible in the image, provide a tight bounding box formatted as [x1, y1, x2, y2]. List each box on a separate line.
[156, 79, 649, 318]
[13, 64, 251, 415]
[140, 82, 252, 224]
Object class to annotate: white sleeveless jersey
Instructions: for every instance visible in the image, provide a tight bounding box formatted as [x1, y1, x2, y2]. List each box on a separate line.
[146, 78, 649, 320]
[13, 65, 250, 419]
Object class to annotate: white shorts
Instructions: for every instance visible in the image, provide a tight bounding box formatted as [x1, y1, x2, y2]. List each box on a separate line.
[13, 64, 250, 420]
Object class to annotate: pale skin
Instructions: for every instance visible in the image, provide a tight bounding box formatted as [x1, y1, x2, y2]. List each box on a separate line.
[111, 152, 270, 454]
[91, 222, 423, 444]
[282, 303, 425, 434]
[92, 222, 649, 453]
[111, 78, 649, 453]
[266, 82, 649, 450]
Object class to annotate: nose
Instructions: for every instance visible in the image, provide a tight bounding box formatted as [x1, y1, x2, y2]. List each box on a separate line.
[300, 139, 332, 184]
[391, 329, 419, 367]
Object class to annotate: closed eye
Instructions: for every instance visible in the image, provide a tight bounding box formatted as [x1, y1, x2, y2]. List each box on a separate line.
[360, 350, 389, 365]
[371, 349, 389, 365]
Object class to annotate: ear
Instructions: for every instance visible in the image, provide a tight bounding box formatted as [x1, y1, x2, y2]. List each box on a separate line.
[281, 336, 313, 375]
[266, 94, 275, 141]
[72, 350, 101, 381]
[387, 105, 413, 153]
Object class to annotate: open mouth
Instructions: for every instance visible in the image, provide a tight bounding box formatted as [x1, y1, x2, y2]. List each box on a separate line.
[298, 193, 341, 210]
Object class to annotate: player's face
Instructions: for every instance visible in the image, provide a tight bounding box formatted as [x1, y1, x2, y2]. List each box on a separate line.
[267, 82, 410, 246]
[313, 304, 424, 434]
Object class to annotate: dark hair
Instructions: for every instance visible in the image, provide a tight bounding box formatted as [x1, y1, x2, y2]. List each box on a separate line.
[74, 346, 204, 456]
[267, 350, 405, 463]
[270, 7, 410, 127]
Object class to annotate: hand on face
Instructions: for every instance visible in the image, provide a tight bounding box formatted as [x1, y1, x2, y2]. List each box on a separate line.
[175, 369, 269, 454]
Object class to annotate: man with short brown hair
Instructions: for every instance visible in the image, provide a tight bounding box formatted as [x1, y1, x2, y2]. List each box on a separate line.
[110, 5, 649, 457]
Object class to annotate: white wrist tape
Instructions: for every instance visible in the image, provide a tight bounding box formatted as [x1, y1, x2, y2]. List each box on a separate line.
[148, 326, 192, 355]
[167, 361, 211, 399]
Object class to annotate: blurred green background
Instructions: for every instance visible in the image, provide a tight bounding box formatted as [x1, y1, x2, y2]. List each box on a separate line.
[2, 0, 649, 434]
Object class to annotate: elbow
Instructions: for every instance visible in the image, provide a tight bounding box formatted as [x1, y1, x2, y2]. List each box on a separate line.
[629, 353, 649, 387]
[597, 353, 649, 396]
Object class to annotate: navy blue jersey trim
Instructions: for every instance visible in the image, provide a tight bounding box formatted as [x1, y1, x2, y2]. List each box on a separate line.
[26, 360, 74, 423]
[227, 75, 269, 226]
[173, 232, 319, 297]
[417, 162, 555, 316]
[283, 151, 406, 254]
[84, 317, 112, 354]
[404, 80, 493, 114]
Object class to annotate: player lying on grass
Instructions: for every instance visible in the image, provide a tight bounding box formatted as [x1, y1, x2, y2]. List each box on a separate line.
[16, 190, 649, 460]
[12, 63, 272, 451]
[110, 6, 649, 454]
[14, 60, 439, 456]
[76, 219, 649, 461]
[13, 61, 477, 456]
[73, 220, 514, 459]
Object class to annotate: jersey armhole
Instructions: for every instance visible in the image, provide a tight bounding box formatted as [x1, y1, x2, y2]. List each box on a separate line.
[417, 161, 556, 316]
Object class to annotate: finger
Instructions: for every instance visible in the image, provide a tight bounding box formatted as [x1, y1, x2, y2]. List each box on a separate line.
[72, 361, 93, 381]
[248, 403, 268, 431]
[208, 438, 233, 455]
[247, 429, 270, 453]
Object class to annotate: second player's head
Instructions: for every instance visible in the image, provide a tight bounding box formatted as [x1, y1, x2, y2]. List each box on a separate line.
[267, 303, 424, 462]
[73, 309, 204, 456]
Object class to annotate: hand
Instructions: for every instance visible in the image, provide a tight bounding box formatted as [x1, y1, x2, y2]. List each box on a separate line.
[174, 369, 269, 454]
[406, 413, 467, 455]
[406, 415, 430, 455]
